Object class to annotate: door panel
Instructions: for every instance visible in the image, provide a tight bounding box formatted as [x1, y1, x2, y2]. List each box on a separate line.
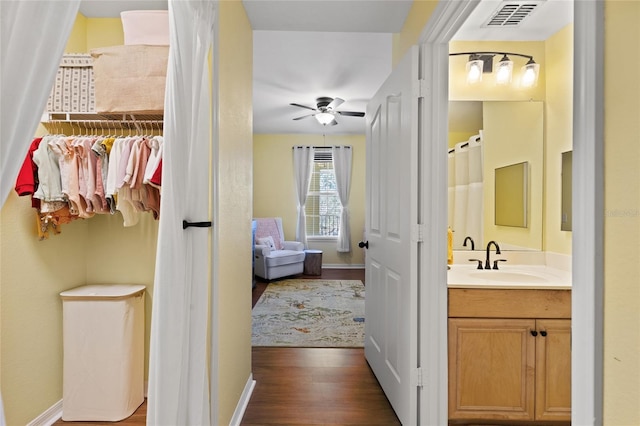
[364, 46, 419, 425]
[535, 319, 572, 420]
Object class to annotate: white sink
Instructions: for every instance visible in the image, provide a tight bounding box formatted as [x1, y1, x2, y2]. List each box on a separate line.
[447, 264, 571, 289]
[469, 270, 549, 283]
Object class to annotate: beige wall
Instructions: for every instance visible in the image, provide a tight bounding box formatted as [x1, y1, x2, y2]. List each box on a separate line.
[216, 1, 254, 424]
[253, 134, 366, 267]
[603, 1, 640, 424]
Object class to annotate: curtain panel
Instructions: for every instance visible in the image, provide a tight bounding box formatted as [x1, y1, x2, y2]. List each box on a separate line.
[147, 1, 215, 424]
[292, 146, 314, 248]
[0, 2, 81, 423]
[332, 146, 353, 252]
[0, 0, 80, 206]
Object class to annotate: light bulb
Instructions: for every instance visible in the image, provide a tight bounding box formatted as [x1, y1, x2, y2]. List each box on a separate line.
[495, 55, 513, 85]
[466, 59, 483, 84]
[315, 112, 334, 125]
[521, 61, 540, 88]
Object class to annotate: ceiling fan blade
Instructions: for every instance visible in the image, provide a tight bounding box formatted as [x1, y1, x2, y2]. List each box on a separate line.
[293, 114, 314, 121]
[337, 110, 365, 117]
[326, 97, 345, 111]
[290, 103, 317, 112]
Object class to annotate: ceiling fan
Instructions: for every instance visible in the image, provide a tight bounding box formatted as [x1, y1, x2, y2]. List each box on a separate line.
[290, 97, 365, 126]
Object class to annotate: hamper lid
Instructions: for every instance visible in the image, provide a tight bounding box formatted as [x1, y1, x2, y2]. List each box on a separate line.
[60, 284, 146, 300]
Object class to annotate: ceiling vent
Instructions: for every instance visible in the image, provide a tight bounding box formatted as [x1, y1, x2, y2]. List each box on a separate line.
[483, 1, 545, 27]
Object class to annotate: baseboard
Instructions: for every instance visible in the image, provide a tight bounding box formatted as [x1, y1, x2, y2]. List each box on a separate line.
[322, 264, 365, 269]
[229, 373, 256, 426]
[27, 399, 62, 426]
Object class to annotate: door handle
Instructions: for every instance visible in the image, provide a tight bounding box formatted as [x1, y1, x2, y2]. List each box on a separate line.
[358, 241, 369, 249]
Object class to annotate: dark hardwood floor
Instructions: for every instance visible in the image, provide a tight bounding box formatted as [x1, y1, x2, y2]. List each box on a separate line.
[56, 268, 400, 425]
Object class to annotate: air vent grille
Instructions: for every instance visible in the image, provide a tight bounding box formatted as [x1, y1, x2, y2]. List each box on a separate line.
[484, 1, 542, 27]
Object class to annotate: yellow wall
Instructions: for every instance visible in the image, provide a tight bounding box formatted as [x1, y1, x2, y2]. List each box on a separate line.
[544, 25, 573, 255]
[603, 1, 640, 423]
[253, 134, 366, 267]
[216, 1, 254, 424]
[392, 0, 438, 67]
[482, 102, 544, 250]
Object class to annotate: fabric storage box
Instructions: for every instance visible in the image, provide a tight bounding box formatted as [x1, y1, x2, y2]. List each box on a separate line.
[91, 45, 168, 114]
[60, 284, 145, 421]
[47, 53, 95, 113]
[121, 10, 169, 46]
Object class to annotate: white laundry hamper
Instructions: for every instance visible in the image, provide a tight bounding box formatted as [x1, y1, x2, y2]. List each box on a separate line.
[60, 284, 145, 421]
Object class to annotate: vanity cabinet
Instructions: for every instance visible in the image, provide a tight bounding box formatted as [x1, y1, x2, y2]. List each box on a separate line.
[448, 288, 571, 423]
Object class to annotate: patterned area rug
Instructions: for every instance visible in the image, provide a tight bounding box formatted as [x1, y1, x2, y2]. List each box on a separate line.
[252, 279, 365, 347]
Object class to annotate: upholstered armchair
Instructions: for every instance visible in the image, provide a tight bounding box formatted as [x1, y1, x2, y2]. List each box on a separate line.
[253, 217, 305, 280]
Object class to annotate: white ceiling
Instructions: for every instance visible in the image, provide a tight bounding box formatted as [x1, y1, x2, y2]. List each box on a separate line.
[78, 0, 573, 135]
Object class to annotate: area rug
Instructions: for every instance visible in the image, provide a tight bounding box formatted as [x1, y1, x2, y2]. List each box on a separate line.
[252, 279, 365, 347]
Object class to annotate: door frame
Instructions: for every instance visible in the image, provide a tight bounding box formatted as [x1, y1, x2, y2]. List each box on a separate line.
[415, 1, 604, 424]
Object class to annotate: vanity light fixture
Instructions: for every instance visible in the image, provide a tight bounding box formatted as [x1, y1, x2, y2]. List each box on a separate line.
[450, 51, 540, 88]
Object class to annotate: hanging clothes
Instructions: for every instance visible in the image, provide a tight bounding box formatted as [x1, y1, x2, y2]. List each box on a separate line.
[14, 127, 164, 238]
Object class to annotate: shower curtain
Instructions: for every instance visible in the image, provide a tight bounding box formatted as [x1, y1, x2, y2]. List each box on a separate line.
[147, 1, 215, 424]
[449, 133, 483, 249]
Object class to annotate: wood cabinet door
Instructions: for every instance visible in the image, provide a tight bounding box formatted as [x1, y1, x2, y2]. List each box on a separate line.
[535, 319, 572, 421]
[448, 318, 536, 420]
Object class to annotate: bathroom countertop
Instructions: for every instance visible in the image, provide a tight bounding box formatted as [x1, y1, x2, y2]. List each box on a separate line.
[447, 264, 571, 290]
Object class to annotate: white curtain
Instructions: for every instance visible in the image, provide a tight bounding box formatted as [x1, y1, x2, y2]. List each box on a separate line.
[0, 2, 80, 423]
[449, 134, 483, 249]
[0, 0, 80, 206]
[466, 134, 483, 248]
[332, 146, 353, 252]
[147, 1, 215, 425]
[292, 146, 314, 248]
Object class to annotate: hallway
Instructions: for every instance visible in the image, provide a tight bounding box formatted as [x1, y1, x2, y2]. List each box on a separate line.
[55, 269, 399, 425]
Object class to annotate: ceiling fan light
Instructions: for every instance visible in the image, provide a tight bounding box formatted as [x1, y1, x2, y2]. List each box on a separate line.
[521, 59, 540, 88]
[315, 112, 335, 125]
[495, 55, 513, 85]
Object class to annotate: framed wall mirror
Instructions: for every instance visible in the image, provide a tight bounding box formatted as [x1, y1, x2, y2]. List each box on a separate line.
[495, 161, 528, 228]
[561, 150, 572, 231]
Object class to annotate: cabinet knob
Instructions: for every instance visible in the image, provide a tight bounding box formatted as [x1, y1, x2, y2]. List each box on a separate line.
[540, 330, 547, 337]
[530, 330, 538, 337]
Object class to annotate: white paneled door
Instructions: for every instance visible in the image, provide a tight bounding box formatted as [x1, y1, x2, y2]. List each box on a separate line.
[364, 46, 420, 425]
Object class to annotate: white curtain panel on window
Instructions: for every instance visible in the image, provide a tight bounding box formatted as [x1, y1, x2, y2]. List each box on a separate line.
[292, 146, 314, 248]
[147, 1, 215, 425]
[0, 0, 80, 207]
[332, 146, 353, 252]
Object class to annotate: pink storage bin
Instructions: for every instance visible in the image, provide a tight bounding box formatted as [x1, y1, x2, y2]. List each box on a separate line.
[121, 10, 169, 46]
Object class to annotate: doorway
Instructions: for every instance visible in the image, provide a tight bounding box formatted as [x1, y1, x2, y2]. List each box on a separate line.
[417, 0, 603, 424]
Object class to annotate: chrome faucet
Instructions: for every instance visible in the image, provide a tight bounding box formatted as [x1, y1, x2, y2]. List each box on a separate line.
[485, 241, 501, 270]
[463, 236, 475, 250]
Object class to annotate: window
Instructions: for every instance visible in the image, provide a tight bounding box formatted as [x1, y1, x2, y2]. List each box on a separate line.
[305, 149, 341, 237]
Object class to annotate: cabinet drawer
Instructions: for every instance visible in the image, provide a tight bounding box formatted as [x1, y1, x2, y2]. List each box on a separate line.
[449, 288, 571, 319]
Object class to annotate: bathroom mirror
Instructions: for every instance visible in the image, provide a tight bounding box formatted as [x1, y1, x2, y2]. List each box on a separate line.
[561, 150, 572, 231]
[495, 161, 528, 227]
[448, 101, 543, 251]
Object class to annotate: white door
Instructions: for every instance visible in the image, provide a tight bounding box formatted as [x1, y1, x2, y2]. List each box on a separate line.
[364, 46, 420, 425]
